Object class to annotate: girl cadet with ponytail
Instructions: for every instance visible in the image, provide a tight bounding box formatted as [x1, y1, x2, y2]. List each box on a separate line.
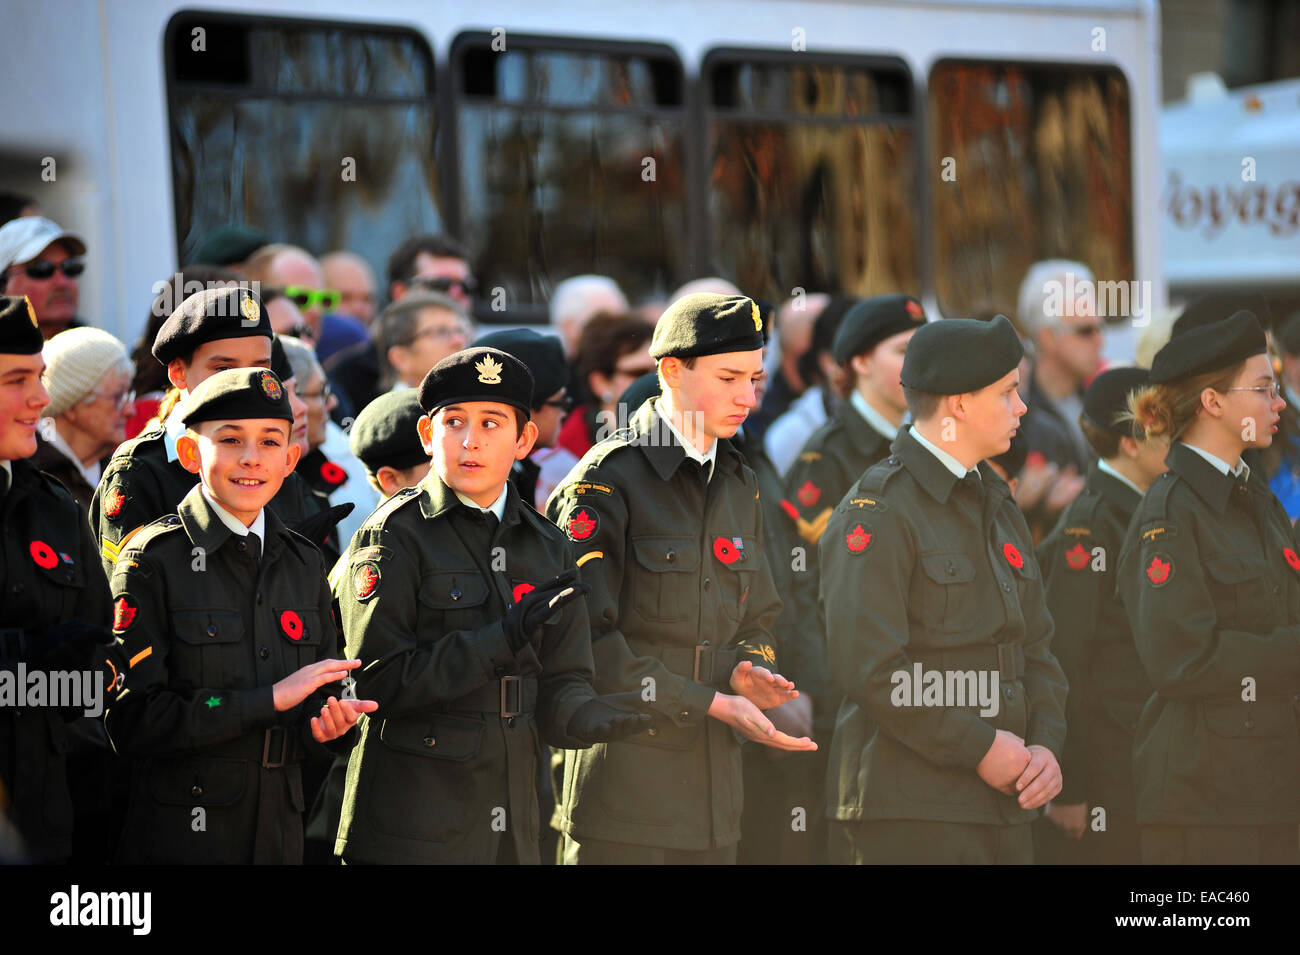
[1116, 309, 1300, 865]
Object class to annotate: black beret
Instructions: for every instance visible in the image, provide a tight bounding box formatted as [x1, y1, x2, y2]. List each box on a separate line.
[1275, 311, 1300, 356]
[181, 368, 293, 427]
[417, 346, 533, 415]
[1150, 310, 1267, 385]
[191, 225, 268, 267]
[475, 328, 567, 408]
[900, 314, 1024, 394]
[271, 336, 293, 382]
[1173, 293, 1273, 338]
[649, 293, 765, 360]
[618, 370, 662, 417]
[0, 295, 44, 355]
[832, 294, 926, 364]
[349, 390, 428, 473]
[1082, 366, 1149, 436]
[152, 287, 273, 364]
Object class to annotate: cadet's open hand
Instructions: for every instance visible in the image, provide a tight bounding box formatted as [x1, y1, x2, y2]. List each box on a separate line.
[311, 695, 379, 743]
[1014, 744, 1062, 810]
[566, 696, 653, 744]
[976, 729, 1031, 795]
[729, 660, 798, 710]
[766, 693, 813, 741]
[708, 693, 817, 751]
[274, 658, 363, 712]
[1044, 801, 1087, 839]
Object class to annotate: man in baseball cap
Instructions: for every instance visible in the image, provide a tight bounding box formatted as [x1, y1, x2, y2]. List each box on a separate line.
[0, 217, 87, 339]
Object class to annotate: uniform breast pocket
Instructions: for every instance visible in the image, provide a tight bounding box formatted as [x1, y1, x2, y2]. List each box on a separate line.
[1203, 698, 1300, 809]
[630, 537, 699, 623]
[915, 554, 978, 634]
[171, 610, 246, 689]
[417, 571, 490, 635]
[717, 534, 760, 622]
[1203, 554, 1272, 630]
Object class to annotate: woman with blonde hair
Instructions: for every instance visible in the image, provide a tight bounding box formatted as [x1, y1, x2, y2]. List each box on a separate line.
[1117, 309, 1299, 865]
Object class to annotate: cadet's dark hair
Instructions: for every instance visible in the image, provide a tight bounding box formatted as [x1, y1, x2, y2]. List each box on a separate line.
[386, 234, 470, 290]
[1079, 416, 1126, 459]
[903, 386, 943, 422]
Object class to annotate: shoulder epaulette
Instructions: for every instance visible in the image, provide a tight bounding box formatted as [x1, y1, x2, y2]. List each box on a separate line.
[859, 455, 904, 495]
[112, 514, 184, 568]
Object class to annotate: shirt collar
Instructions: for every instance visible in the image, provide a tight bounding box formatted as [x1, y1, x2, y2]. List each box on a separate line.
[909, 424, 976, 480]
[1097, 458, 1144, 497]
[850, 389, 899, 441]
[163, 399, 188, 463]
[200, 484, 265, 543]
[1180, 441, 1250, 483]
[654, 397, 717, 481]
[454, 483, 509, 522]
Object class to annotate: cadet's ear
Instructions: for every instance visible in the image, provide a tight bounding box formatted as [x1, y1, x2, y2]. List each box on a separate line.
[515, 419, 539, 461]
[1118, 434, 1141, 461]
[175, 432, 201, 474]
[166, 358, 189, 392]
[416, 413, 434, 453]
[284, 441, 302, 472]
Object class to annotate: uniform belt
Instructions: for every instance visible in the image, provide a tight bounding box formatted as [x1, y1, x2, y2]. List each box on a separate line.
[0, 628, 27, 664]
[207, 727, 303, 768]
[656, 643, 743, 684]
[910, 643, 1025, 681]
[450, 676, 538, 717]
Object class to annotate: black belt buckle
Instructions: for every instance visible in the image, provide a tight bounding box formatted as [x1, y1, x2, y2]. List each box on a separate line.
[693, 642, 714, 683]
[262, 727, 289, 769]
[500, 675, 523, 718]
[0, 628, 25, 664]
[995, 643, 1017, 681]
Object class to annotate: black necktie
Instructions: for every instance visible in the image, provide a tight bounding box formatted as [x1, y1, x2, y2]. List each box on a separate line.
[244, 533, 262, 563]
[0, 467, 9, 501]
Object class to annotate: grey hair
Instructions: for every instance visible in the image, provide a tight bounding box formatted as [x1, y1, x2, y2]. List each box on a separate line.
[1016, 259, 1095, 337]
[277, 334, 322, 385]
[549, 275, 628, 327]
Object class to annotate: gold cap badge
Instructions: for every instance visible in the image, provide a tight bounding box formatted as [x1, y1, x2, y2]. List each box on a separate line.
[475, 355, 503, 385]
[240, 294, 260, 322]
[751, 301, 762, 333]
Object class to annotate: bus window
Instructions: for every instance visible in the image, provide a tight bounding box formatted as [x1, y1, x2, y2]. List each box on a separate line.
[165, 13, 438, 282]
[929, 61, 1134, 320]
[450, 34, 687, 319]
[703, 52, 916, 303]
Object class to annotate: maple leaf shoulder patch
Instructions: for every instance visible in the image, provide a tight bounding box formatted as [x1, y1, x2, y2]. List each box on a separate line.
[1145, 552, 1173, 587]
[1064, 542, 1089, 571]
[845, 524, 872, 554]
[566, 505, 599, 542]
[353, 561, 381, 600]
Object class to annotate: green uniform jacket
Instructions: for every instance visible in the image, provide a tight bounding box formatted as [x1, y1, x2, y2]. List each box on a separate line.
[104, 485, 347, 864]
[0, 460, 111, 862]
[91, 419, 334, 576]
[1116, 443, 1300, 827]
[335, 477, 596, 865]
[782, 397, 893, 739]
[820, 428, 1068, 825]
[546, 400, 782, 851]
[1037, 462, 1148, 811]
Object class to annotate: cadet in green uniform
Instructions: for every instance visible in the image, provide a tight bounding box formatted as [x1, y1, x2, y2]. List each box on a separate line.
[335, 347, 650, 865]
[821, 315, 1067, 864]
[103, 367, 375, 864]
[1117, 310, 1300, 864]
[548, 293, 816, 865]
[1035, 367, 1167, 864]
[0, 295, 112, 863]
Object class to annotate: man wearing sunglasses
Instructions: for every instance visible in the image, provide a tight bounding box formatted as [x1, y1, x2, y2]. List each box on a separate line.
[247, 244, 333, 344]
[0, 217, 87, 340]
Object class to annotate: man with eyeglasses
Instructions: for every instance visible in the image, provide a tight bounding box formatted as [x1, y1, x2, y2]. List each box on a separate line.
[0, 217, 88, 340]
[373, 291, 474, 394]
[246, 244, 334, 344]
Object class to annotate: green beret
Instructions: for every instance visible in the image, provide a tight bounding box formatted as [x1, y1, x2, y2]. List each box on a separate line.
[191, 225, 268, 267]
[349, 390, 429, 473]
[832, 294, 926, 364]
[0, 295, 44, 355]
[899, 314, 1024, 394]
[1150, 310, 1266, 385]
[181, 368, 293, 427]
[417, 346, 533, 415]
[649, 293, 765, 360]
[475, 328, 567, 408]
[152, 287, 272, 364]
[1082, 366, 1149, 436]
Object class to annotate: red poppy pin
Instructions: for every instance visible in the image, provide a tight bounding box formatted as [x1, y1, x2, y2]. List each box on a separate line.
[845, 524, 871, 553]
[1003, 543, 1023, 569]
[512, 582, 536, 604]
[354, 562, 380, 600]
[1145, 553, 1172, 587]
[1065, 542, 1089, 571]
[280, 610, 303, 641]
[796, 480, 821, 508]
[30, 540, 57, 569]
[112, 596, 137, 632]
[567, 507, 598, 542]
[104, 486, 125, 519]
[905, 298, 923, 319]
[319, 461, 347, 486]
[1285, 547, 1300, 572]
[713, 537, 740, 565]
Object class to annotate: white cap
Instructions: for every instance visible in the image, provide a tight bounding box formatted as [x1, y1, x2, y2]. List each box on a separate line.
[0, 216, 87, 273]
[41, 327, 131, 417]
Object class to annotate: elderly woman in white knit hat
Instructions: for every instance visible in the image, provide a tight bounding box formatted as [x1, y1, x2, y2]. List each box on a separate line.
[33, 326, 134, 510]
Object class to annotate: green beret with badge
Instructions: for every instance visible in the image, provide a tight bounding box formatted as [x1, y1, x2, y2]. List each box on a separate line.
[417, 345, 534, 415]
[649, 292, 765, 360]
[899, 314, 1023, 395]
[152, 286, 272, 364]
[1150, 310, 1266, 384]
[180, 367, 294, 427]
[0, 294, 44, 355]
[831, 294, 926, 365]
[349, 390, 428, 473]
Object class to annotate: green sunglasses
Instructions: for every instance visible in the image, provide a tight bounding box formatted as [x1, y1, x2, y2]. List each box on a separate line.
[284, 285, 342, 311]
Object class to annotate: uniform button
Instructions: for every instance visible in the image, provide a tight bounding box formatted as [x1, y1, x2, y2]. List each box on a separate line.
[11, 584, 22, 596]
[1273, 585, 1281, 594]
[259, 646, 269, 659]
[647, 727, 658, 737]
[680, 710, 690, 719]
[703, 578, 711, 590]
[206, 625, 217, 637]
[1245, 718, 1255, 730]
[423, 736, 436, 748]
[1003, 687, 1013, 699]
[450, 588, 462, 601]
[191, 785, 203, 798]
[257, 593, 263, 604]
[494, 666, 506, 677]
[666, 550, 676, 564]
[947, 563, 956, 576]
[1000, 581, 1011, 593]
[507, 716, 516, 728]
[237, 540, 247, 552]
[65, 572, 73, 582]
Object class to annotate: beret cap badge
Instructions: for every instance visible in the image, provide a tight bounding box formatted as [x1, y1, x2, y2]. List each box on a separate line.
[259, 371, 283, 402]
[475, 355, 504, 385]
[240, 294, 260, 322]
[24, 296, 38, 328]
[750, 302, 762, 333]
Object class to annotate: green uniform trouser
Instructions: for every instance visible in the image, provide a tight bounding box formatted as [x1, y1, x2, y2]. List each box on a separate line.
[829, 819, 1034, 865]
[562, 834, 737, 865]
[1140, 824, 1299, 865]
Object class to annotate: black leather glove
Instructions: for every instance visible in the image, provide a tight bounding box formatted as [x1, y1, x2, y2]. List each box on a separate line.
[501, 568, 590, 652]
[291, 502, 355, 550]
[34, 621, 115, 670]
[566, 696, 654, 744]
